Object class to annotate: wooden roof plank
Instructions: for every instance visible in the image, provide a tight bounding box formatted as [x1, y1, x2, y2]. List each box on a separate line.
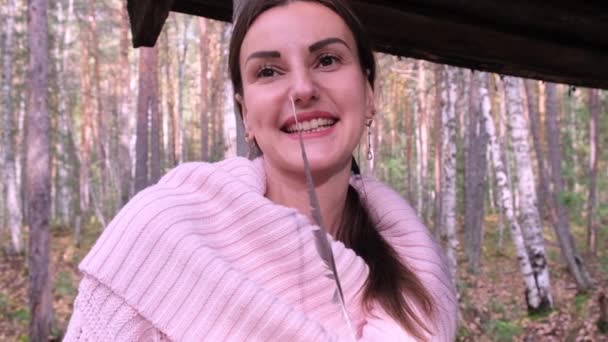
[126, 0, 608, 88]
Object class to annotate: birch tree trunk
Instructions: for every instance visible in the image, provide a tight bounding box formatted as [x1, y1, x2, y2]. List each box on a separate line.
[587, 88, 600, 255]
[433, 64, 443, 238]
[27, 0, 52, 337]
[405, 86, 414, 203]
[545, 82, 593, 290]
[175, 17, 190, 164]
[484, 73, 552, 313]
[416, 60, 428, 218]
[441, 66, 458, 282]
[199, 18, 209, 161]
[2, 0, 23, 253]
[79, 20, 92, 221]
[503, 76, 553, 310]
[464, 72, 488, 272]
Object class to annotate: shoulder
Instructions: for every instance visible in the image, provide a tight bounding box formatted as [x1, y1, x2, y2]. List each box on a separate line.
[78, 157, 265, 289]
[352, 176, 458, 339]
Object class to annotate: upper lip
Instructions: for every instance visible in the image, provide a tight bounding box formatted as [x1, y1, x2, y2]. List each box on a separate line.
[281, 111, 337, 130]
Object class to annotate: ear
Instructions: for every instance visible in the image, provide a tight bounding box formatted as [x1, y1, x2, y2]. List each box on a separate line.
[235, 93, 250, 129]
[365, 81, 375, 120]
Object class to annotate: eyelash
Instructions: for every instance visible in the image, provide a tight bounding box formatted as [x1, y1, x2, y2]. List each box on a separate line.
[316, 53, 341, 68]
[255, 65, 279, 79]
[254, 53, 342, 79]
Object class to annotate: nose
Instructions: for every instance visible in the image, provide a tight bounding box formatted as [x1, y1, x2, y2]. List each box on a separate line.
[290, 68, 318, 106]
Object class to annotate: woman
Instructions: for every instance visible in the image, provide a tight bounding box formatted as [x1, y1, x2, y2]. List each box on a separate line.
[65, 0, 457, 340]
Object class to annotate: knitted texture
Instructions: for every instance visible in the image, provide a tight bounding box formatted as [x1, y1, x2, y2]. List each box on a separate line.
[65, 157, 457, 341]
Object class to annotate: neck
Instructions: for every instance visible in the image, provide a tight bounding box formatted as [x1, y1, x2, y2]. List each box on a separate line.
[264, 160, 351, 237]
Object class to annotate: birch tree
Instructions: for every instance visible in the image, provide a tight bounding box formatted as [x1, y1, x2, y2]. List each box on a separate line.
[1, 0, 23, 253]
[416, 60, 429, 218]
[199, 18, 209, 161]
[432, 64, 443, 238]
[27, 0, 52, 337]
[545, 82, 593, 290]
[441, 66, 458, 282]
[485, 73, 552, 312]
[503, 76, 553, 310]
[587, 88, 600, 255]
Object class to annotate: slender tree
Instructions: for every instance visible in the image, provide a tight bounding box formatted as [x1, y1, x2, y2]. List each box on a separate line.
[416, 60, 429, 218]
[175, 16, 191, 163]
[432, 64, 443, 238]
[405, 78, 414, 203]
[134, 46, 159, 192]
[2, 0, 23, 253]
[162, 24, 178, 168]
[199, 18, 209, 161]
[545, 82, 593, 290]
[523, 80, 550, 222]
[464, 72, 488, 272]
[78, 13, 93, 241]
[233, 0, 248, 157]
[485, 73, 552, 312]
[587, 88, 600, 255]
[54, 0, 76, 226]
[27, 0, 52, 338]
[118, 0, 133, 204]
[504, 76, 553, 309]
[441, 65, 458, 282]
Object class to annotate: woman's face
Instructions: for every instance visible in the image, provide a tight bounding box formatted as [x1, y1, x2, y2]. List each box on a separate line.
[238, 1, 374, 177]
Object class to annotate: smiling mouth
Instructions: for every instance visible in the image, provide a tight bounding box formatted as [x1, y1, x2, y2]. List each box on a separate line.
[282, 117, 337, 134]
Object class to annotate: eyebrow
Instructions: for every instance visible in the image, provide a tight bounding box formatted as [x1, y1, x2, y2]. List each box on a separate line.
[245, 37, 351, 65]
[246, 50, 281, 64]
[308, 37, 350, 52]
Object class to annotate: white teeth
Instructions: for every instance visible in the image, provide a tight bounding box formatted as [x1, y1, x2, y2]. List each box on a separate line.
[285, 118, 336, 133]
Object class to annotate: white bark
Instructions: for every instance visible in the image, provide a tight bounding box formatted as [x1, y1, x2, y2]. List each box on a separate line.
[416, 61, 428, 217]
[503, 76, 553, 310]
[441, 66, 458, 282]
[2, 0, 23, 253]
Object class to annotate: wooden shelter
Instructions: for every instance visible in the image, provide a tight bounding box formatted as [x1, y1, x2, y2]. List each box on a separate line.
[127, 0, 608, 89]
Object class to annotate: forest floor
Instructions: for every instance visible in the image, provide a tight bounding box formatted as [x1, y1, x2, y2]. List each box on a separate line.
[0, 215, 607, 341]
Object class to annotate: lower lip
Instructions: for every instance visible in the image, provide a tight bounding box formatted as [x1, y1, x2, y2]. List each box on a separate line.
[284, 124, 336, 140]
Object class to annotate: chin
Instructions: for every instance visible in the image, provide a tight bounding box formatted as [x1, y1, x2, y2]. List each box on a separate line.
[286, 152, 351, 178]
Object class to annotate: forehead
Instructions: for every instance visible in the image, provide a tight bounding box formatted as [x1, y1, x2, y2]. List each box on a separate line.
[240, 1, 355, 60]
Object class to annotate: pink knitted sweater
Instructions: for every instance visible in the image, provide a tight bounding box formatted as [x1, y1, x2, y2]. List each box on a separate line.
[64, 157, 457, 341]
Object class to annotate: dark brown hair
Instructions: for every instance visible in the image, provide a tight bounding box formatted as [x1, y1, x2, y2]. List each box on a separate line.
[228, 0, 435, 338]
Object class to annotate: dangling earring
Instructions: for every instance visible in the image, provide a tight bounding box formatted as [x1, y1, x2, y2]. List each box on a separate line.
[366, 118, 374, 161]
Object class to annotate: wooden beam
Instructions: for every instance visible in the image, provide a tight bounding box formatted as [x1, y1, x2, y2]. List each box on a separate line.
[355, 1, 608, 88]
[127, 0, 608, 88]
[127, 0, 175, 47]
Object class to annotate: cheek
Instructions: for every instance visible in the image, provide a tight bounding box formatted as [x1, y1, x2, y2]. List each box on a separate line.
[243, 89, 280, 130]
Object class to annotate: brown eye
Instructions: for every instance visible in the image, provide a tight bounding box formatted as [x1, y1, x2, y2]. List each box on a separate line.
[257, 67, 276, 78]
[317, 54, 340, 69]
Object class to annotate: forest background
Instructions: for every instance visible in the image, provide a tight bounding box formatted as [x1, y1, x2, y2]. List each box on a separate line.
[1, 0, 607, 340]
